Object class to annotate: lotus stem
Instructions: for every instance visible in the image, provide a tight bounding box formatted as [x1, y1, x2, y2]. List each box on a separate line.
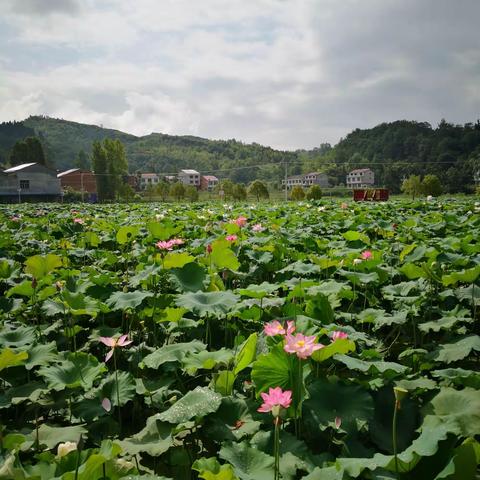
[274, 417, 281, 480]
[392, 400, 399, 477]
[113, 349, 122, 433]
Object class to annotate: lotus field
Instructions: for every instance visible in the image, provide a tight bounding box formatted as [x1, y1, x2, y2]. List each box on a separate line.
[1, 200, 480, 480]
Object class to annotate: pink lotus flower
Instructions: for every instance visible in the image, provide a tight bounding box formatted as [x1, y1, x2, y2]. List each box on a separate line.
[264, 320, 295, 337]
[73, 218, 84, 224]
[335, 416, 342, 429]
[284, 333, 324, 359]
[99, 334, 133, 362]
[252, 223, 265, 232]
[102, 398, 112, 412]
[235, 216, 247, 227]
[331, 331, 348, 341]
[226, 234, 238, 242]
[10, 216, 21, 222]
[258, 387, 292, 415]
[361, 250, 372, 260]
[155, 238, 184, 251]
[341, 202, 348, 209]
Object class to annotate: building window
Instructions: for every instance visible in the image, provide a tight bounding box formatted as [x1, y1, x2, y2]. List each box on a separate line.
[20, 180, 30, 189]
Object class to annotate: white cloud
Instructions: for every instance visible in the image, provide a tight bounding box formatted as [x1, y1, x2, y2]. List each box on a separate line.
[1, 0, 479, 149]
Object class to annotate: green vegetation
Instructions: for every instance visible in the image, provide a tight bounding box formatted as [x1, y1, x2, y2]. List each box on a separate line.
[306, 184, 323, 200]
[91, 138, 129, 202]
[9, 137, 47, 167]
[0, 200, 478, 479]
[290, 185, 305, 200]
[1, 117, 480, 193]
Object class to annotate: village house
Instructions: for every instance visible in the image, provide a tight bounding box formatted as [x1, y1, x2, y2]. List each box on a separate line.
[139, 173, 160, 190]
[178, 169, 201, 188]
[57, 168, 97, 201]
[346, 168, 375, 188]
[0, 163, 61, 202]
[282, 172, 329, 190]
[200, 175, 219, 191]
[303, 172, 329, 188]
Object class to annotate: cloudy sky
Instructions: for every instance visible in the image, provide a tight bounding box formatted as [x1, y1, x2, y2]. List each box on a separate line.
[1, 0, 479, 149]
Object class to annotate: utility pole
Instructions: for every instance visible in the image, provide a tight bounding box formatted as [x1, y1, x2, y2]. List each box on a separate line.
[284, 159, 288, 202]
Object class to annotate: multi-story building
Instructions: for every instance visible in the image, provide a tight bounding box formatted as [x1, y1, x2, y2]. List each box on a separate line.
[139, 173, 160, 190]
[178, 169, 201, 188]
[282, 172, 329, 190]
[346, 168, 375, 188]
[200, 175, 219, 191]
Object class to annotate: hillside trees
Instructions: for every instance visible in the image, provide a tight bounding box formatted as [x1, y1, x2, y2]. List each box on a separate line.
[75, 149, 90, 170]
[9, 137, 47, 167]
[421, 174, 442, 196]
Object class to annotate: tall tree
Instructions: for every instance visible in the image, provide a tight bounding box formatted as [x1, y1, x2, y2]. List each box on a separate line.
[75, 149, 90, 170]
[91, 141, 109, 202]
[401, 175, 422, 200]
[91, 139, 129, 202]
[9, 137, 47, 167]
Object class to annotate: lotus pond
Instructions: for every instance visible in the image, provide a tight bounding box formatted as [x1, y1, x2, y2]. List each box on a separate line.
[0, 200, 479, 480]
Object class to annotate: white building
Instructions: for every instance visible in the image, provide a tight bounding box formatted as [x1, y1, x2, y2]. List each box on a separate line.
[303, 172, 329, 188]
[346, 168, 375, 188]
[282, 172, 329, 190]
[140, 173, 160, 190]
[178, 169, 200, 188]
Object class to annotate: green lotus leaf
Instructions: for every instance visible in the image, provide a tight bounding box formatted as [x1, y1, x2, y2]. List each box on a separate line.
[423, 387, 480, 437]
[24, 254, 62, 279]
[433, 335, 480, 363]
[215, 370, 237, 396]
[238, 282, 278, 299]
[6, 280, 35, 298]
[0, 325, 36, 348]
[442, 265, 480, 286]
[193, 457, 238, 480]
[158, 386, 222, 424]
[25, 342, 57, 370]
[334, 354, 408, 376]
[38, 352, 106, 391]
[170, 262, 206, 292]
[34, 424, 87, 449]
[342, 231, 370, 244]
[233, 333, 257, 375]
[176, 291, 239, 318]
[116, 225, 140, 244]
[106, 290, 153, 310]
[147, 220, 182, 240]
[311, 338, 355, 362]
[210, 244, 240, 271]
[204, 397, 261, 443]
[140, 340, 205, 369]
[182, 348, 233, 375]
[251, 343, 294, 396]
[0, 348, 28, 371]
[163, 252, 195, 269]
[97, 370, 136, 407]
[219, 441, 274, 480]
[304, 380, 374, 434]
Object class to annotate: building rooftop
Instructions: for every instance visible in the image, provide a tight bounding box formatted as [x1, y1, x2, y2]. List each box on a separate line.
[180, 169, 200, 175]
[57, 168, 81, 177]
[141, 173, 159, 177]
[349, 168, 373, 174]
[3, 162, 37, 173]
[203, 175, 218, 181]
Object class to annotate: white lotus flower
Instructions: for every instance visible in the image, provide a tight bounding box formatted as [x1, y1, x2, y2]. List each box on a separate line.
[57, 441, 77, 458]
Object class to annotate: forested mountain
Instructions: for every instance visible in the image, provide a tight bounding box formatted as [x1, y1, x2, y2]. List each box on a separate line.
[0, 116, 479, 191]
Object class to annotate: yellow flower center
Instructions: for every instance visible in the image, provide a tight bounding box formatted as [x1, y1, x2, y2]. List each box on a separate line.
[296, 340, 305, 347]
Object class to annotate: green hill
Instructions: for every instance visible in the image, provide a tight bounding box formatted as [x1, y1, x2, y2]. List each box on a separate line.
[1, 116, 479, 192]
[18, 116, 297, 185]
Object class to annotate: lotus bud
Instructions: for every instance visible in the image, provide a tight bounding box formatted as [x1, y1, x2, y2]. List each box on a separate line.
[393, 386, 408, 409]
[334, 416, 342, 429]
[206, 244, 212, 254]
[57, 441, 77, 458]
[31, 277, 37, 289]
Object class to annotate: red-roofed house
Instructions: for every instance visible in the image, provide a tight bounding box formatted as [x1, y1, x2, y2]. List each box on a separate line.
[200, 175, 219, 191]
